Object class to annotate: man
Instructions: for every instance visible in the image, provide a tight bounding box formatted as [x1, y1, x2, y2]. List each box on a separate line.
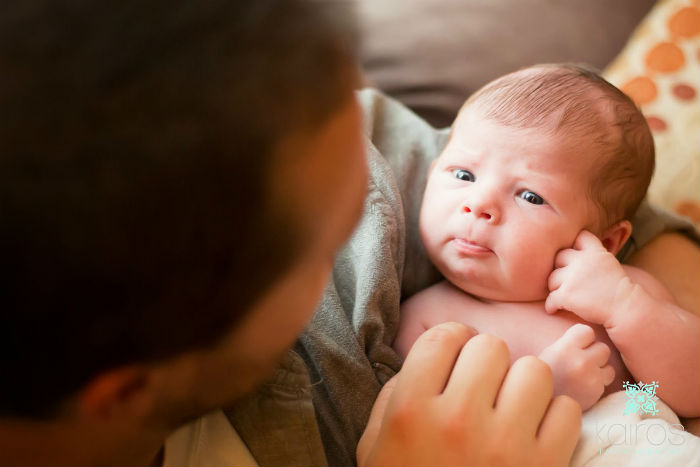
[1, 1, 696, 466]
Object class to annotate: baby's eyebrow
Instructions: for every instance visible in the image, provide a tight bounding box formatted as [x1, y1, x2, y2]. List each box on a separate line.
[443, 147, 483, 166]
[517, 171, 560, 186]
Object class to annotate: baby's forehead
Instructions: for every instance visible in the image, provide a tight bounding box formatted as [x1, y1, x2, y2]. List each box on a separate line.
[449, 109, 600, 169]
[447, 111, 603, 186]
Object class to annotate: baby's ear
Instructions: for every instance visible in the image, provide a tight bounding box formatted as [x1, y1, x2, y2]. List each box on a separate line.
[600, 220, 632, 255]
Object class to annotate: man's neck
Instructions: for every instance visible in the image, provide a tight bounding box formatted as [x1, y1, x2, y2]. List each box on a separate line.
[0, 417, 167, 466]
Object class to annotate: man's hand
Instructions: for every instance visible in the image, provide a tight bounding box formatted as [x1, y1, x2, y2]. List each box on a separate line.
[545, 230, 634, 326]
[357, 322, 582, 467]
[538, 324, 615, 410]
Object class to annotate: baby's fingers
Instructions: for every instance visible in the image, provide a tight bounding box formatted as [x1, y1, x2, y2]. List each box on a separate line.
[600, 364, 615, 386]
[544, 289, 565, 315]
[573, 230, 604, 251]
[586, 341, 611, 367]
[559, 323, 596, 348]
[553, 248, 577, 268]
[545, 285, 584, 315]
[544, 289, 563, 314]
[547, 267, 565, 293]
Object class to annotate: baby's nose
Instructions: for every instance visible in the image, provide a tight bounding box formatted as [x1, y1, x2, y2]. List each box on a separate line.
[462, 205, 493, 221]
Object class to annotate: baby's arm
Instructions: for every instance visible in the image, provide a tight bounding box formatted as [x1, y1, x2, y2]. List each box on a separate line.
[546, 231, 700, 417]
[606, 266, 699, 416]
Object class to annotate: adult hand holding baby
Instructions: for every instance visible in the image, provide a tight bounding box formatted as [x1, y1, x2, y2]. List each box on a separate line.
[545, 229, 634, 327]
[357, 322, 582, 466]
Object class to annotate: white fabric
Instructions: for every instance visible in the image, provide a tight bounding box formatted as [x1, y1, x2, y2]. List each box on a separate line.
[571, 391, 700, 466]
[163, 410, 258, 467]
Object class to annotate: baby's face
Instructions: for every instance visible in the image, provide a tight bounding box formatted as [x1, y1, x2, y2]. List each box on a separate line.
[420, 110, 599, 302]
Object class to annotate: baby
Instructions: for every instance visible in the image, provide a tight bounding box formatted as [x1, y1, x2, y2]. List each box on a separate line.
[395, 64, 699, 415]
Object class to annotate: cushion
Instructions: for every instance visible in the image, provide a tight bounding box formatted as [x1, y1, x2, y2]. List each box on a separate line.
[603, 0, 700, 226]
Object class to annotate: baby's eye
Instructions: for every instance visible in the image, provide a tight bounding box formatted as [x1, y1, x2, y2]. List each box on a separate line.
[452, 169, 475, 182]
[519, 190, 546, 205]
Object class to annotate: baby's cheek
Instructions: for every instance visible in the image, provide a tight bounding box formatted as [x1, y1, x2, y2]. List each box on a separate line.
[418, 209, 443, 261]
[420, 193, 451, 237]
[508, 243, 554, 299]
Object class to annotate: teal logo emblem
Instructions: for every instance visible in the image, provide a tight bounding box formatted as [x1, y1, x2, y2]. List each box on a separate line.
[622, 381, 659, 416]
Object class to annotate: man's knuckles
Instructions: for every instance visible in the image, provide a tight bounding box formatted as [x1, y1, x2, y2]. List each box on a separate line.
[416, 322, 476, 349]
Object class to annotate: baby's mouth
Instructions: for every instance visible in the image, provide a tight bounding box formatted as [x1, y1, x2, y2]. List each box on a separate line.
[452, 237, 493, 255]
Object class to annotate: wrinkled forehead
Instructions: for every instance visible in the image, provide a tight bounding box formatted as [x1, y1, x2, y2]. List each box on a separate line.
[448, 107, 596, 170]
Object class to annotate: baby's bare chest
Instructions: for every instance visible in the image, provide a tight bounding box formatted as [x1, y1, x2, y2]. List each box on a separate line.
[426, 282, 622, 366]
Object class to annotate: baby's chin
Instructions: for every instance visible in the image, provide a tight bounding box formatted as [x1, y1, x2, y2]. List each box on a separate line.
[444, 270, 549, 303]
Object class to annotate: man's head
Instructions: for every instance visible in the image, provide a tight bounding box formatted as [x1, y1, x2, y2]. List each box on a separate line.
[0, 0, 366, 430]
[420, 64, 654, 301]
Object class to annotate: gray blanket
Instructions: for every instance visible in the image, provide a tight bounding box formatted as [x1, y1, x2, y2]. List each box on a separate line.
[225, 89, 700, 466]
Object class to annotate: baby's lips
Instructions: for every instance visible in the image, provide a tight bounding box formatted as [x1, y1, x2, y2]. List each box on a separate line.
[452, 237, 493, 255]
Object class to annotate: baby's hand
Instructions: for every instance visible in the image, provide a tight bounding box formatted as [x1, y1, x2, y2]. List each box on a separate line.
[545, 230, 634, 326]
[539, 324, 615, 411]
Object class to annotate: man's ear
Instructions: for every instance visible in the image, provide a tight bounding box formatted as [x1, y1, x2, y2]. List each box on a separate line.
[600, 220, 632, 255]
[77, 365, 154, 422]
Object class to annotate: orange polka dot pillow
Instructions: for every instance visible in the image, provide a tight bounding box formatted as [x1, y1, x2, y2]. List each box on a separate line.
[604, 0, 700, 226]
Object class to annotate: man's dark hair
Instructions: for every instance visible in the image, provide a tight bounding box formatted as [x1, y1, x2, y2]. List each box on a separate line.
[0, 0, 358, 417]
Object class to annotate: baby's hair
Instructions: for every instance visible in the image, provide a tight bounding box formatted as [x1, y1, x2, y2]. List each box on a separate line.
[460, 63, 655, 231]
